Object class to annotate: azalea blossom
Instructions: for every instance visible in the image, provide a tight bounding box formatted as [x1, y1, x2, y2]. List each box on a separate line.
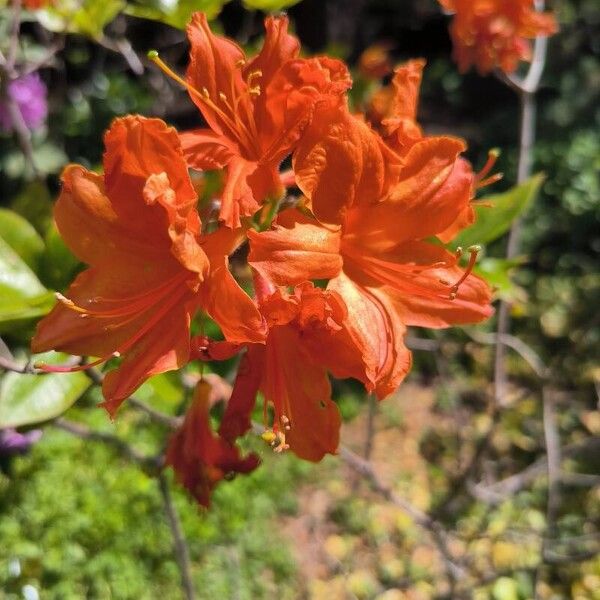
[438, 0, 558, 74]
[250, 117, 493, 398]
[217, 279, 357, 462]
[166, 379, 259, 507]
[32, 115, 265, 416]
[150, 13, 351, 228]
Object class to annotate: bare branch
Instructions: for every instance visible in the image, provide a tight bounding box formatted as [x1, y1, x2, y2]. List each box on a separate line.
[467, 330, 548, 379]
[53, 417, 159, 473]
[338, 445, 466, 585]
[158, 473, 196, 600]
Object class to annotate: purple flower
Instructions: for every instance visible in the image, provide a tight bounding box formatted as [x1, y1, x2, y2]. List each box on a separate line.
[0, 428, 42, 456]
[0, 72, 48, 132]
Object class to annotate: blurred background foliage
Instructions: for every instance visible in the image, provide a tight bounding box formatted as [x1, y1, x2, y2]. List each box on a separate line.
[0, 0, 598, 598]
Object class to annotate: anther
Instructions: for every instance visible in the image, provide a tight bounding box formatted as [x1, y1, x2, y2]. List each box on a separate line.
[455, 246, 463, 259]
[201, 87, 210, 99]
[218, 92, 228, 103]
[476, 148, 502, 189]
[280, 415, 291, 431]
[235, 59, 246, 68]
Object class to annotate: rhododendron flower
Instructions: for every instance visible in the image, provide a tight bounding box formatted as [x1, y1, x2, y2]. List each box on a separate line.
[151, 13, 351, 228]
[438, 0, 558, 74]
[166, 379, 259, 507]
[0, 73, 47, 132]
[250, 136, 493, 397]
[32, 115, 265, 416]
[214, 280, 370, 462]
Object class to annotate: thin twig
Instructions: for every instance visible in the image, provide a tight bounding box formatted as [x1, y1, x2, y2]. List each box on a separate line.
[494, 0, 548, 407]
[468, 330, 548, 379]
[0, 355, 39, 374]
[53, 417, 159, 472]
[363, 394, 377, 460]
[470, 436, 600, 504]
[7, 0, 22, 72]
[338, 445, 466, 585]
[158, 472, 196, 600]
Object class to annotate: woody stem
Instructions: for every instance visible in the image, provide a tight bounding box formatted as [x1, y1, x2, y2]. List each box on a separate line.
[494, 0, 546, 406]
[158, 472, 196, 600]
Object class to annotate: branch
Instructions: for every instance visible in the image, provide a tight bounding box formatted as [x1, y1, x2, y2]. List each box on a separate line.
[470, 436, 600, 504]
[467, 330, 548, 379]
[338, 445, 466, 585]
[53, 417, 159, 473]
[158, 473, 196, 600]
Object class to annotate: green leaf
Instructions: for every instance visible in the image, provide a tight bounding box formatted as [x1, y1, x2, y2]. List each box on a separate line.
[242, 0, 301, 10]
[38, 0, 125, 39]
[41, 222, 81, 291]
[0, 352, 91, 427]
[476, 257, 526, 302]
[125, 0, 228, 29]
[0, 236, 55, 327]
[0, 208, 45, 271]
[453, 174, 544, 249]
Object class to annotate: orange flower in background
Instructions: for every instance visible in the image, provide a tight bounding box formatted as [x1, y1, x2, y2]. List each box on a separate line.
[151, 13, 351, 228]
[438, 0, 558, 74]
[166, 380, 259, 507]
[32, 115, 265, 417]
[358, 43, 393, 80]
[21, 0, 53, 9]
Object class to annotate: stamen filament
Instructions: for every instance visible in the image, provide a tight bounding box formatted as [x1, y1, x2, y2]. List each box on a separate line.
[449, 245, 481, 300]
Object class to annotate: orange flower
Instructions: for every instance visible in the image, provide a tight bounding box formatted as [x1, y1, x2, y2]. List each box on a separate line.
[250, 138, 493, 397]
[358, 43, 393, 80]
[215, 280, 363, 462]
[439, 0, 558, 74]
[151, 13, 351, 228]
[32, 115, 265, 416]
[166, 379, 259, 507]
[364, 59, 501, 240]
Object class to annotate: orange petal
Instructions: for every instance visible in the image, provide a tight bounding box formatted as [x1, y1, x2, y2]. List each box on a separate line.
[244, 14, 300, 92]
[185, 12, 249, 138]
[101, 300, 193, 417]
[264, 326, 341, 461]
[179, 128, 235, 171]
[328, 272, 412, 399]
[248, 208, 342, 286]
[349, 240, 493, 328]
[103, 115, 197, 215]
[344, 137, 471, 251]
[294, 105, 402, 225]
[166, 380, 259, 507]
[201, 254, 267, 344]
[390, 59, 426, 122]
[220, 345, 265, 443]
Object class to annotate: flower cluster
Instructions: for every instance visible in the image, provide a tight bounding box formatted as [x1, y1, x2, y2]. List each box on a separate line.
[32, 14, 495, 506]
[438, 0, 558, 74]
